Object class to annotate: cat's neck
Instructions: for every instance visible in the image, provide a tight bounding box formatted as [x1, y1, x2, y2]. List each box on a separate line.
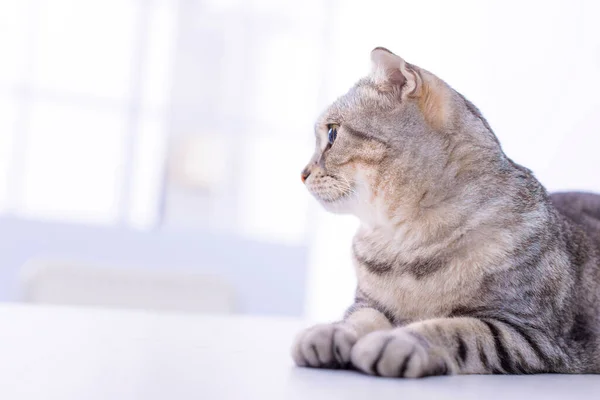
[355, 162, 534, 261]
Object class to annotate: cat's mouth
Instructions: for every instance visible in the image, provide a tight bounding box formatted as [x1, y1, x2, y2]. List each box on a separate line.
[306, 175, 355, 207]
[318, 191, 352, 204]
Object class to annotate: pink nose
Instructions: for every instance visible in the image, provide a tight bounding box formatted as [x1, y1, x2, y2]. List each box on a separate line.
[301, 168, 311, 183]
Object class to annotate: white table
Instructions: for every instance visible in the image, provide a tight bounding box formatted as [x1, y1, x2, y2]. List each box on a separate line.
[0, 304, 598, 399]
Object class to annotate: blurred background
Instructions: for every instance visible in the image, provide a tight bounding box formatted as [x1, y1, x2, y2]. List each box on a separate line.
[0, 0, 599, 321]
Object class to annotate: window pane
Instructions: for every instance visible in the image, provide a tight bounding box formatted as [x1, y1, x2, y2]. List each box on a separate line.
[249, 0, 325, 20]
[0, 0, 28, 86]
[162, 132, 231, 231]
[0, 95, 18, 211]
[237, 132, 311, 244]
[140, 0, 178, 111]
[203, 0, 242, 13]
[127, 115, 168, 229]
[19, 101, 126, 224]
[33, 0, 138, 101]
[246, 32, 321, 126]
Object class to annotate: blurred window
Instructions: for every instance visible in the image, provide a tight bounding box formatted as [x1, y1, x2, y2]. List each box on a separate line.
[0, 0, 327, 248]
[0, 0, 175, 228]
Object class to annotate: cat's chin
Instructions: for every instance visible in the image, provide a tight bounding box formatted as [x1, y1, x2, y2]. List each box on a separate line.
[315, 193, 354, 214]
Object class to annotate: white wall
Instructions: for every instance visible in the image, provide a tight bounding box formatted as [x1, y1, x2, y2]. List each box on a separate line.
[307, 0, 600, 321]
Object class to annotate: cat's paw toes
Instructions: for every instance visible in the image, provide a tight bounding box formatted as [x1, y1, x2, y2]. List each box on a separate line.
[291, 323, 358, 369]
[351, 329, 448, 378]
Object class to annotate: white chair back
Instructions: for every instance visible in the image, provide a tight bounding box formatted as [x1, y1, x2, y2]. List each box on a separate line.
[20, 260, 235, 314]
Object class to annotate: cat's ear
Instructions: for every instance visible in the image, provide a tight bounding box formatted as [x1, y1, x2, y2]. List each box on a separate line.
[371, 47, 451, 129]
[370, 47, 420, 95]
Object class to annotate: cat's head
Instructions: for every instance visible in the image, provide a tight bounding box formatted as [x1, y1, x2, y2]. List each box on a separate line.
[301, 47, 503, 225]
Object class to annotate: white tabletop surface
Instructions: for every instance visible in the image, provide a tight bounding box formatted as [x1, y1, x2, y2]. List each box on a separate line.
[0, 304, 599, 400]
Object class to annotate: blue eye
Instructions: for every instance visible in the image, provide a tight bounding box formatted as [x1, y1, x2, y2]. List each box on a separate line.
[328, 126, 338, 145]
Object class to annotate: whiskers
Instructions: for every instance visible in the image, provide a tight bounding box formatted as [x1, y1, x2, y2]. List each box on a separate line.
[333, 174, 357, 198]
[318, 174, 355, 204]
[307, 173, 384, 223]
[332, 174, 380, 224]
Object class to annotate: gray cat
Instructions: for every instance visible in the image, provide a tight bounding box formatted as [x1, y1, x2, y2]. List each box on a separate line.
[291, 47, 600, 377]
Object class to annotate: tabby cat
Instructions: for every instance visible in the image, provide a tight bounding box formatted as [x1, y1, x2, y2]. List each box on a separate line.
[291, 47, 600, 377]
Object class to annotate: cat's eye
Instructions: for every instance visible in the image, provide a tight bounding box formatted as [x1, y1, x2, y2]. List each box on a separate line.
[327, 124, 338, 145]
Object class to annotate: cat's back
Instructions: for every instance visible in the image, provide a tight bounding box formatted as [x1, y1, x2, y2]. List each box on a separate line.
[550, 192, 600, 282]
[550, 192, 600, 249]
[549, 192, 600, 366]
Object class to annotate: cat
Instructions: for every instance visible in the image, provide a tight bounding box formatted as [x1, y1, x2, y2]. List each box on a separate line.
[291, 47, 600, 377]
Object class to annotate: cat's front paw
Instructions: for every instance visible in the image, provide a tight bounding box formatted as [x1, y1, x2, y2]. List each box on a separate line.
[351, 329, 448, 378]
[291, 323, 358, 369]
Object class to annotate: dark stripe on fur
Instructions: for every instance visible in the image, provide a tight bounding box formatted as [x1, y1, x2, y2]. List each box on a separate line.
[354, 242, 446, 279]
[491, 317, 552, 371]
[331, 328, 342, 367]
[310, 344, 319, 366]
[346, 289, 396, 324]
[398, 350, 412, 377]
[352, 242, 393, 274]
[405, 258, 446, 279]
[477, 340, 491, 370]
[449, 306, 538, 324]
[424, 361, 449, 377]
[482, 320, 521, 374]
[372, 337, 394, 376]
[344, 125, 391, 147]
[456, 334, 468, 366]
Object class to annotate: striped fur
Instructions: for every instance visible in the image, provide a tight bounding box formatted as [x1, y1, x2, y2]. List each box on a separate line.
[291, 47, 600, 377]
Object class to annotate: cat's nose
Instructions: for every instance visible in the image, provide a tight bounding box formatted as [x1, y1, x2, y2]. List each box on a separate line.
[301, 167, 311, 183]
